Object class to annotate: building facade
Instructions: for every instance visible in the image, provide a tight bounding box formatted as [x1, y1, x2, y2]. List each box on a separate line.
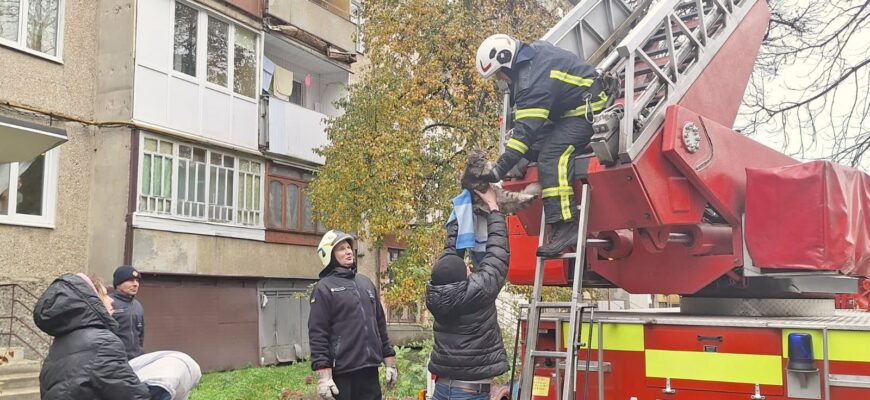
[0, 0, 369, 371]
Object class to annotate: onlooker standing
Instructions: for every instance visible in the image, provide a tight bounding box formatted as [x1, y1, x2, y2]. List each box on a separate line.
[308, 230, 398, 400]
[111, 265, 146, 359]
[426, 186, 511, 400]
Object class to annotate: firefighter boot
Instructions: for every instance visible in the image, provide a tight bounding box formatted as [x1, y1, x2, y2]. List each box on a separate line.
[536, 218, 579, 257]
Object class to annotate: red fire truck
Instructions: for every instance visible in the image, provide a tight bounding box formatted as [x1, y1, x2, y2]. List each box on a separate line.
[490, 0, 870, 399]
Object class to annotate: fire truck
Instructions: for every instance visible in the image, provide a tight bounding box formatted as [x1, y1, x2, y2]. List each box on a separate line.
[482, 0, 870, 399]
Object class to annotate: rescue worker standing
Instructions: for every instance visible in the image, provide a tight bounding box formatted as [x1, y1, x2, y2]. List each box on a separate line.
[426, 186, 510, 399]
[476, 33, 608, 257]
[308, 230, 398, 400]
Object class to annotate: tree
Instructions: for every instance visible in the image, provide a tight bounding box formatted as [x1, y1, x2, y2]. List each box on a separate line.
[307, 0, 559, 305]
[739, 0, 870, 169]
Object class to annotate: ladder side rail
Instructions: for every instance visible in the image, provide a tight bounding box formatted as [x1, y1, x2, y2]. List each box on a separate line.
[518, 210, 550, 400]
[613, 0, 760, 161]
[562, 184, 592, 400]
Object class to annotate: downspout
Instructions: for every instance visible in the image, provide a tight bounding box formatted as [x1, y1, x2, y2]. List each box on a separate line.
[123, 129, 140, 265]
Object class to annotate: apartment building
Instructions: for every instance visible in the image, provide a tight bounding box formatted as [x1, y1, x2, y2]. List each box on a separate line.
[0, 0, 367, 371]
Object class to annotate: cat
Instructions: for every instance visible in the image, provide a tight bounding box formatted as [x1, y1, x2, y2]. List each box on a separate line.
[461, 148, 539, 214]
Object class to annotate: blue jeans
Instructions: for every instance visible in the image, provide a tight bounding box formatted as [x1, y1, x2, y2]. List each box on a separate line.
[433, 382, 490, 400]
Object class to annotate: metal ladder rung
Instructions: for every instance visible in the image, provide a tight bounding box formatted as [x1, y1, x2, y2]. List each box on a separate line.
[536, 301, 575, 308]
[531, 350, 570, 358]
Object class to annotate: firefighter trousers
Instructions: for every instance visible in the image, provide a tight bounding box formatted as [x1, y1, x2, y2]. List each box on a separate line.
[539, 116, 594, 224]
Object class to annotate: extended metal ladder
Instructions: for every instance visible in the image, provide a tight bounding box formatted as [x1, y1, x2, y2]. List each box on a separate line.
[518, 184, 595, 400]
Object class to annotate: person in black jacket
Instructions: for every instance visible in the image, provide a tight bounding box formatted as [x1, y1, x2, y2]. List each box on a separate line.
[426, 186, 510, 400]
[308, 230, 397, 400]
[34, 273, 152, 400]
[110, 265, 146, 360]
[476, 33, 607, 258]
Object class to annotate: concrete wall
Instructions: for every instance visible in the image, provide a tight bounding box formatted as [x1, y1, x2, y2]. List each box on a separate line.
[87, 127, 133, 280]
[131, 229, 323, 279]
[94, 0, 137, 122]
[267, 0, 356, 52]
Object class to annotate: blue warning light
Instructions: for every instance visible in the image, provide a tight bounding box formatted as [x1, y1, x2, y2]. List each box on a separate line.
[787, 333, 816, 371]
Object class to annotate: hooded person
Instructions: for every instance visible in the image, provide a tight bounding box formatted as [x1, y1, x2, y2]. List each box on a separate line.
[34, 273, 151, 400]
[308, 230, 397, 400]
[426, 186, 510, 400]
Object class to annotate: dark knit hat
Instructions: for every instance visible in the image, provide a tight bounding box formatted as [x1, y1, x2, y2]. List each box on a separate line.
[431, 255, 468, 285]
[113, 265, 141, 287]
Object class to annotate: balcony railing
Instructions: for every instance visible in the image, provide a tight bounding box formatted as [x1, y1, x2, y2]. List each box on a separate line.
[267, 97, 328, 164]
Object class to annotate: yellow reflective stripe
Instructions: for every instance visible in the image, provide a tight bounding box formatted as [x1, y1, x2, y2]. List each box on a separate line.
[505, 138, 529, 154]
[549, 70, 594, 87]
[782, 329, 870, 362]
[646, 350, 783, 385]
[562, 91, 609, 117]
[561, 322, 645, 351]
[557, 145, 574, 220]
[515, 108, 549, 120]
[541, 186, 574, 198]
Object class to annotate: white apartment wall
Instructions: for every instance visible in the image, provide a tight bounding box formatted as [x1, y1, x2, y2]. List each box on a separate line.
[133, 0, 260, 151]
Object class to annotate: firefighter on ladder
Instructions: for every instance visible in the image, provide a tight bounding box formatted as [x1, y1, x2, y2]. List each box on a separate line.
[476, 33, 608, 257]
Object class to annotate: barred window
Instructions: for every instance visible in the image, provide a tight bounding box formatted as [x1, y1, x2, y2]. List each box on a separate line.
[138, 135, 262, 227]
[140, 137, 174, 214]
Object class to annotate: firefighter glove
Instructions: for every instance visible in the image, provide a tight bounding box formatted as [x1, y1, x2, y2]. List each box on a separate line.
[384, 356, 398, 388]
[316, 369, 339, 400]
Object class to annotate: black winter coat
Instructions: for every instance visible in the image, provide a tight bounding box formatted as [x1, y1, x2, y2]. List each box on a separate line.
[110, 292, 145, 360]
[308, 263, 395, 374]
[426, 211, 510, 381]
[34, 274, 151, 400]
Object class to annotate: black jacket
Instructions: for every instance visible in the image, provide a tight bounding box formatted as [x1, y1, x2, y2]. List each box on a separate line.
[110, 292, 145, 359]
[426, 212, 511, 381]
[34, 274, 151, 400]
[308, 261, 395, 374]
[494, 40, 604, 177]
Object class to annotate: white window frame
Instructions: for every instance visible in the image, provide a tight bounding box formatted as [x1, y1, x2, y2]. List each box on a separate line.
[0, 0, 66, 63]
[134, 134, 265, 238]
[169, 0, 260, 101]
[0, 148, 60, 228]
[350, 1, 364, 54]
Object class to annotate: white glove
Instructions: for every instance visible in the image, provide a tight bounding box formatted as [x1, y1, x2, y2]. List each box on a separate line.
[316, 369, 339, 400]
[384, 356, 398, 388]
[386, 366, 398, 387]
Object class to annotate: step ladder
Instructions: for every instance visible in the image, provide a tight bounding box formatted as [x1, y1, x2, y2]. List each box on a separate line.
[518, 184, 596, 400]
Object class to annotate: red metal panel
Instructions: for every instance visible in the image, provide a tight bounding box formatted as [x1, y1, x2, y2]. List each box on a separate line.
[676, 0, 770, 128]
[644, 325, 781, 355]
[661, 106, 797, 224]
[506, 215, 570, 285]
[745, 161, 870, 276]
[588, 231, 736, 294]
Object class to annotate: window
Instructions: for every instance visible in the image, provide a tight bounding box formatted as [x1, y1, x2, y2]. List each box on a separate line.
[265, 163, 325, 233]
[138, 135, 262, 226]
[169, 1, 258, 99]
[0, 0, 64, 59]
[288, 80, 303, 106]
[0, 149, 58, 227]
[350, 1, 364, 53]
[206, 16, 229, 87]
[172, 2, 197, 76]
[233, 27, 257, 97]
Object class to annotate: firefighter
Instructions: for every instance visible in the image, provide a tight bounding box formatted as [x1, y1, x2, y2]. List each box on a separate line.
[426, 186, 510, 399]
[476, 33, 608, 257]
[308, 230, 397, 400]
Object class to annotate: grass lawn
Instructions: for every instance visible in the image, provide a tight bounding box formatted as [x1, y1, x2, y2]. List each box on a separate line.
[189, 362, 318, 400]
[189, 358, 426, 400]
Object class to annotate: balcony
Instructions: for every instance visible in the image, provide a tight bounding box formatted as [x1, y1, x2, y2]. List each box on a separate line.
[267, 0, 356, 52]
[267, 99, 327, 164]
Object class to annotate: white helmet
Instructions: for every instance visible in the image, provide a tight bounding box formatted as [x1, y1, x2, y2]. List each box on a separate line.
[317, 230, 355, 267]
[476, 34, 518, 79]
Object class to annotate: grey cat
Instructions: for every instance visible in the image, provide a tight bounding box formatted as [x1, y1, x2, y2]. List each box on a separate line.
[461, 148, 539, 214]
